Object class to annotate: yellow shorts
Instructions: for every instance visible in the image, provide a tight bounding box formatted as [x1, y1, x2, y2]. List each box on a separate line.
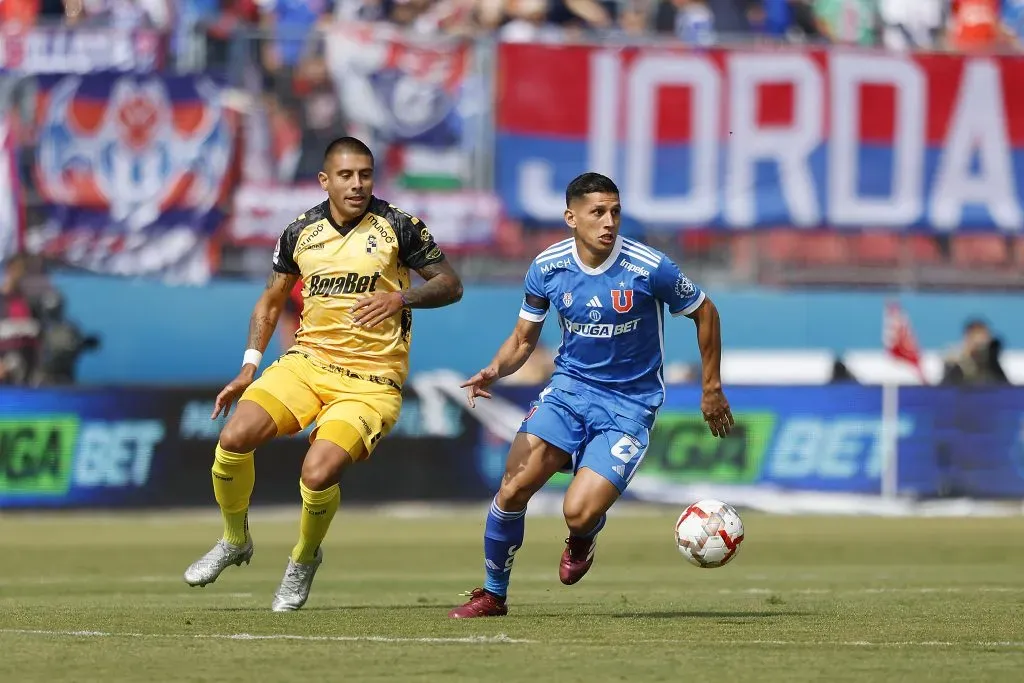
[239, 351, 402, 460]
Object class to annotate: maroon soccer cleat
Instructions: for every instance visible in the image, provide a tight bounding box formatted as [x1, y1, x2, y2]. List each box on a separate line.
[559, 536, 596, 585]
[448, 588, 508, 618]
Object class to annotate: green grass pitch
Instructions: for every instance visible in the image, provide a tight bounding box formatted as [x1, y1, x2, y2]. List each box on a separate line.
[1, 506, 1023, 682]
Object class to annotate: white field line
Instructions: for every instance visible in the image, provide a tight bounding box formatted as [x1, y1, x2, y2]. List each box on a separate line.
[0, 629, 532, 644]
[1, 630, 1023, 649]
[2, 574, 1023, 596]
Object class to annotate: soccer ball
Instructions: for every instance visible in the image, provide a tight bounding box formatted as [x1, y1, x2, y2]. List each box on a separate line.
[674, 499, 745, 568]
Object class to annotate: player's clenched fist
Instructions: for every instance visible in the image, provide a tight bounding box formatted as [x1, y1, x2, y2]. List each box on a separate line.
[460, 366, 499, 408]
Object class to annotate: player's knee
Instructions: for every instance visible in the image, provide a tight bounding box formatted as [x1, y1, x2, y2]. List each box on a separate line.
[218, 421, 262, 455]
[496, 477, 537, 512]
[300, 452, 346, 491]
[563, 498, 602, 535]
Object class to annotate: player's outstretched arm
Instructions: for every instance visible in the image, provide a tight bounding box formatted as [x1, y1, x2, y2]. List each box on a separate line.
[212, 270, 299, 419]
[351, 261, 463, 329]
[688, 297, 734, 438]
[461, 316, 543, 408]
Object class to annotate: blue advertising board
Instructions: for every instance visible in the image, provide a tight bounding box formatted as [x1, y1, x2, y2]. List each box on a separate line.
[485, 385, 1024, 499]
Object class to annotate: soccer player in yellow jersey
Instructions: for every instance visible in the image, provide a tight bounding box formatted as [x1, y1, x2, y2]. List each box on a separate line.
[183, 137, 463, 611]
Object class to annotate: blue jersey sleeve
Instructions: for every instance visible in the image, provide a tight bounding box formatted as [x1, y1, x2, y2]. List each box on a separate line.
[519, 261, 550, 322]
[653, 257, 705, 316]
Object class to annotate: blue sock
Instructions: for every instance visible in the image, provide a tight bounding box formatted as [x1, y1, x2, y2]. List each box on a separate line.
[573, 514, 606, 539]
[482, 497, 526, 598]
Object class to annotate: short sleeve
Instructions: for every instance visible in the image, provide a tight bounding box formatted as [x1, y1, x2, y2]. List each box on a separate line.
[395, 211, 446, 270]
[652, 257, 705, 316]
[272, 226, 301, 275]
[519, 261, 550, 323]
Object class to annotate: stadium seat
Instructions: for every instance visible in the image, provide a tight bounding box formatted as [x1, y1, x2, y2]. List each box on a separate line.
[950, 234, 1010, 267]
[763, 230, 805, 263]
[905, 234, 943, 264]
[802, 232, 850, 265]
[1014, 236, 1024, 265]
[853, 232, 901, 265]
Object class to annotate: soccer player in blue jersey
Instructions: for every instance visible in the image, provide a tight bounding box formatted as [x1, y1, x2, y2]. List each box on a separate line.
[448, 172, 733, 618]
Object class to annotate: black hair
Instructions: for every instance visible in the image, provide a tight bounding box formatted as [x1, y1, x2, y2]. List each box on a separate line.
[964, 318, 989, 334]
[323, 136, 374, 164]
[565, 172, 619, 207]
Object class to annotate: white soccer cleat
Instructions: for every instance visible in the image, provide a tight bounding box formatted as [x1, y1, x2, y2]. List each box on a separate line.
[183, 538, 254, 587]
[271, 547, 323, 612]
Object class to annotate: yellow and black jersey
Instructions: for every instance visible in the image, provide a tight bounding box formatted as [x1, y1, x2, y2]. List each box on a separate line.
[271, 196, 446, 387]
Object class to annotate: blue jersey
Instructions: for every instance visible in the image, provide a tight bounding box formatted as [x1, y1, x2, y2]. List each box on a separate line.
[519, 235, 705, 426]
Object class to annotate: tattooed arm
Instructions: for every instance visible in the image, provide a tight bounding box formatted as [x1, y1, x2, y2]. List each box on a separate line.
[404, 260, 463, 308]
[211, 270, 299, 419]
[245, 271, 300, 363]
[351, 260, 463, 328]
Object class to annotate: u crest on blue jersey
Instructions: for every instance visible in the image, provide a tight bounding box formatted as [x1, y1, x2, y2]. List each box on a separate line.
[611, 289, 634, 313]
[562, 292, 573, 307]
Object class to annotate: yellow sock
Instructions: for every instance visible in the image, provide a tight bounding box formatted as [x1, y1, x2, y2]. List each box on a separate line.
[291, 479, 340, 564]
[212, 444, 255, 546]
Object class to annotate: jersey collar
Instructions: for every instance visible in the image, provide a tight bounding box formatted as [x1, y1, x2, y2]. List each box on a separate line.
[572, 234, 623, 276]
[323, 197, 373, 236]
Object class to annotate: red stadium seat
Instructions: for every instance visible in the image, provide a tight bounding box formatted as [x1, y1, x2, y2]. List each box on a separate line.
[802, 232, 850, 265]
[853, 232, 901, 265]
[906, 234, 943, 264]
[950, 235, 1009, 267]
[762, 230, 805, 263]
[1014, 236, 1024, 265]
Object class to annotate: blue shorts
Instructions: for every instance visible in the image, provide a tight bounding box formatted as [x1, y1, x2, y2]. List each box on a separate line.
[517, 385, 651, 493]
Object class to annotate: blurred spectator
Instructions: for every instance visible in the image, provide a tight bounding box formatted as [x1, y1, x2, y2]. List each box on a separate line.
[499, 0, 570, 42]
[290, 40, 349, 180]
[783, 0, 832, 41]
[878, 0, 944, 49]
[947, 0, 1020, 50]
[174, 0, 261, 74]
[259, 0, 332, 77]
[811, 0, 878, 44]
[33, 289, 100, 386]
[657, 0, 762, 44]
[656, 0, 717, 44]
[941, 318, 1009, 385]
[0, 254, 41, 386]
[64, 0, 172, 29]
[0, 0, 69, 25]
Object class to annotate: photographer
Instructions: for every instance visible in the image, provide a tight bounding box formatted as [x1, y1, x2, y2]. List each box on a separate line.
[33, 289, 100, 386]
[940, 319, 1009, 386]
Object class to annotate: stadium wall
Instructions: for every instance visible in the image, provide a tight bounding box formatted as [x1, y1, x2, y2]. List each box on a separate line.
[54, 274, 1024, 385]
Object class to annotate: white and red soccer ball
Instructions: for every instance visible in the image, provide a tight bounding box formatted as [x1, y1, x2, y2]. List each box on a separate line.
[674, 499, 745, 568]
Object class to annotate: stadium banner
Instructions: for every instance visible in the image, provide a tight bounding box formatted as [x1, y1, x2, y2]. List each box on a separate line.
[24, 72, 236, 283]
[3, 381, 1022, 509]
[0, 384, 487, 510]
[0, 115, 21, 259]
[0, 26, 162, 74]
[476, 382, 1024, 502]
[495, 44, 1024, 231]
[324, 22, 479, 189]
[229, 183, 502, 252]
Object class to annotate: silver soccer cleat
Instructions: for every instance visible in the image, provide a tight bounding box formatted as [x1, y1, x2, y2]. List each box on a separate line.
[270, 547, 323, 612]
[183, 538, 254, 587]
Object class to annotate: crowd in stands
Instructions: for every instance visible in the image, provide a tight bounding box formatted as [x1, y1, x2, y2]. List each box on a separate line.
[0, 0, 1021, 54]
